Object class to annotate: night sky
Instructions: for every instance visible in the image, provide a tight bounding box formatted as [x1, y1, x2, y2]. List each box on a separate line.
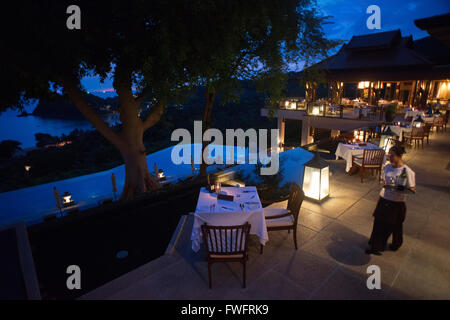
[82, 0, 450, 96]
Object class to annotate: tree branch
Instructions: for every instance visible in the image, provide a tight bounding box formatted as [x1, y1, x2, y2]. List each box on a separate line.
[63, 80, 122, 148]
[142, 100, 165, 131]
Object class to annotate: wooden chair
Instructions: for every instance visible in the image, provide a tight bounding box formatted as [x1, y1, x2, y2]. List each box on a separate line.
[261, 183, 304, 254]
[423, 123, 432, 144]
[432, 116, 444, 133]
[351, 149, 385, 183]
[201, 222, 251, 289]
[403, 127, 425, 148]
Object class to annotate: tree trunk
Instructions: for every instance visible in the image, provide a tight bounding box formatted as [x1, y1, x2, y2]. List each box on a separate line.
[64, 79, 163, 201]
[119, 142, 160, 201]
[200, 89, 217, 176]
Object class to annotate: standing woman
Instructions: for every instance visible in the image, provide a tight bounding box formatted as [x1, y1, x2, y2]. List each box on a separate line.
[366, 145, 416, 255]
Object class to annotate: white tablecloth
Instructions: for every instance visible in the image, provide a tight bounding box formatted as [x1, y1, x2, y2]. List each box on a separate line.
[422, 115, 435, 123]
[335, 142, 384, 172]
[191, 186, 268, 252]
[405, 110, 424, 119]
[388, 125, 412, 141]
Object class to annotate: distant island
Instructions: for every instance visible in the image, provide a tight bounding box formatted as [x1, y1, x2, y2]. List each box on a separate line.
[33, 93, 119, 120]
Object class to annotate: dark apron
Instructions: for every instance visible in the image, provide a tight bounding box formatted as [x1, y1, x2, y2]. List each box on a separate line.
[373, 197, 406, 225]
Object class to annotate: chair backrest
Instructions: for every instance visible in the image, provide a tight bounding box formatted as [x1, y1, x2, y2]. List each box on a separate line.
[411, 127, 424, 137]
[201, 223, 250, 257]
[287, 183, 305, 225]
[423, 123, 432, 135]
[433, 116, 443, 125]
[362, 149, 385, 166]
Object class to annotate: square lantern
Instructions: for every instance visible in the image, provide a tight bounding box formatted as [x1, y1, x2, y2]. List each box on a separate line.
[379, 127, 397, 153]
[62, 191, 75, 207]
[302, 152, 330, 201]
[312, 106, 320, 115]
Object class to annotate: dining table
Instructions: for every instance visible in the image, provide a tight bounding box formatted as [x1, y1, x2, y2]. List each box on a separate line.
[405, 110, 424, 119]
[387, 124, 412, 141]
[417, 115, 435, 123]
[335, 142, 385, 172]
[190, 186, 268, 252]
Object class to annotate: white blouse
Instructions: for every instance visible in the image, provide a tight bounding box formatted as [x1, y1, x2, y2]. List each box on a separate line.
[379, 164, 416, 202]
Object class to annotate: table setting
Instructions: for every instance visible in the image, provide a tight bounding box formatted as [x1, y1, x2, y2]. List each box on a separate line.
[387, 124, 412, 141]
[405, 110, 424, 119]
[335, 142, 384, 172]
[190, 186, 268, 252]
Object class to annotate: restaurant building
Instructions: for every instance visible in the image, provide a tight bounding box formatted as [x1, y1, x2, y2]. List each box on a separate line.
[261, 13, 450, 147]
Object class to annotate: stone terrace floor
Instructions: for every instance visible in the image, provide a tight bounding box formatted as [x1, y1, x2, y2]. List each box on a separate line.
[82, 130, 450, 300]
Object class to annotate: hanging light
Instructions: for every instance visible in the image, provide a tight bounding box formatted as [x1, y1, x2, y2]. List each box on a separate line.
[302, 152, 330, 201]
[379, 127, 397, 153]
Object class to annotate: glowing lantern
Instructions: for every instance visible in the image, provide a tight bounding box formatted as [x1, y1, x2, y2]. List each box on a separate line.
[24, 165, 31, 172]
[214, 181, 221, 193]
[358, 81, 370, 89]
[353, 130, 365, 142]
[312, 106, 320, 115]
[379, 127, 397, 153]
[290, 102, 297, 109]
[302, 152, 330, 201]
[62, 192, 74, 207]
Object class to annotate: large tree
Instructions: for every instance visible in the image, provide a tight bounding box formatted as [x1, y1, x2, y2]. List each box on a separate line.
[0, 0, 337, 198]
[180, 0, 339, 175]
[1, 1, 194, 199]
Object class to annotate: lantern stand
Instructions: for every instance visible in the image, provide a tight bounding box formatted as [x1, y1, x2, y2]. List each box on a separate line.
[302, 152, 330, 202]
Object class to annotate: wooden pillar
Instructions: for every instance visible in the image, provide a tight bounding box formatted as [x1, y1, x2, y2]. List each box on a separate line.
[411, 80, 418, 107]
[422, 80, 431, 106]
[277, 117, 285, 150]
[301, 118, 313, 146]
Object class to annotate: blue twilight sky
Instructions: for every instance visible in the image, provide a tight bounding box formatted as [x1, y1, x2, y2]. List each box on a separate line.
[82, 0, 450, 96]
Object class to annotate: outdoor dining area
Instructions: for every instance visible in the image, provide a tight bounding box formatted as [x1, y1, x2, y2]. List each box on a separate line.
[81, 127, 450, 300]
[334, 106, 448, 183]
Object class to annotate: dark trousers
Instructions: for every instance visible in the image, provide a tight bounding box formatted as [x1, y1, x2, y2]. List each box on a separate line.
[368, 198, 406, 251]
